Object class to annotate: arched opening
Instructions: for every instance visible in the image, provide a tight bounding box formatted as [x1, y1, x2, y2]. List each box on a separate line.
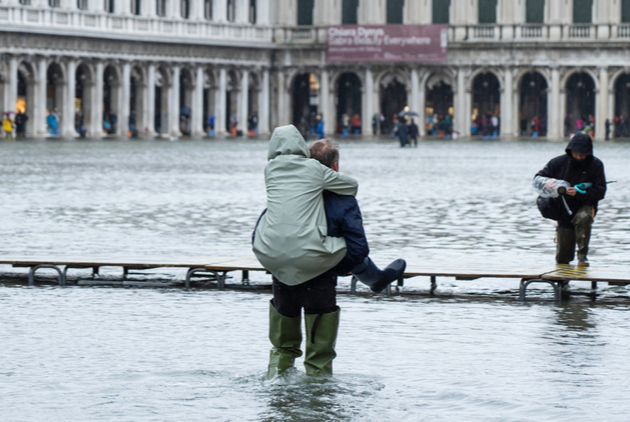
[291, 73, 319, 136]
[103, 65, 120, 135]
[181, 0, 189, 18]
[387, 0, 404, 24]
[75, 63, 93, 137]
[0, 68, 6, 126]
[154, 67, 169, 134]
[425, 77, 454, 137]
[156, 0, 166, 16]
[565, 72, 595, 134]
[297, 0, 313, 25]
[131, 0, 141, 14]
[249, 0, 256, 23]
[45, 63, 65, 137]
[130, 66, 143, 137]
[247, 73, 260, 136]
[614, 74, 630, 137]
[519, 72, 548, 137]
[227, 0, 235, 21]
[179, 68, 194, 136]
[226, 71, 239, 134]
[16, 63, 36, 136]
[379, 75, 407, 135]
[342, 0, 359, 24]
[336, 72, 362, 135]
[472, 72, 501, 137]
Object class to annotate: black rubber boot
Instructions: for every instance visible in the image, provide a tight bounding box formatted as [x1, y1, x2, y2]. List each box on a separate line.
[353, 257, 406, 293]
[573, 205, 594, 267]
[267, 300, 303, 380]
[304, 307, 340, 376]
[555, 227, 576, 264]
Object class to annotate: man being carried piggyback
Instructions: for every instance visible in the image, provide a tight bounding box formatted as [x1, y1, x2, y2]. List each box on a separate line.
[252, 125, 405, 380]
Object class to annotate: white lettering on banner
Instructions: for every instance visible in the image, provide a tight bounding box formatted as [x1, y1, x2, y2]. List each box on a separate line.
[383, 36, 432, 46]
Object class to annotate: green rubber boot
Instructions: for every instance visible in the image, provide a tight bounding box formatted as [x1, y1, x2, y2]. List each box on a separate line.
[556, 227, 576, 264]
[573, 205, 594, 267]
[304, 307, 340, 377]
[267, 300, 303, 380]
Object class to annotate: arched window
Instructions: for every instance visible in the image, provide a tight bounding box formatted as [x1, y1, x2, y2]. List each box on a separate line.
[297, 0, 313, 25]
[249, 0, 256, 23]
[525, 0, 544, 23]
[19, 0, 32, 5]
[181, 0, 190, 18]
[342, 0, 358, 24]
[49, 0, 60, 7]
[77, 0, 88, 9]
[387, 0, 404, 24]
[205, 0, 213, 20]
[432, 0, 450, 24]
[478, 0, 497, 24]
[227, 0, 235, 22]
[156, 0, 167, 17]
[131, 0, 141, 15]
[104, 0, 114, 13]
[573, 0, 593, 23]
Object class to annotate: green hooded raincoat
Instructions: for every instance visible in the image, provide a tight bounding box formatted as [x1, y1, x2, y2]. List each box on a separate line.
[252, 125, 359, 285]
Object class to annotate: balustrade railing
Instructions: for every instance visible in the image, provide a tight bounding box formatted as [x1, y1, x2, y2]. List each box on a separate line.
[0, 4, 273, 43]
[568, 25, 592, 39]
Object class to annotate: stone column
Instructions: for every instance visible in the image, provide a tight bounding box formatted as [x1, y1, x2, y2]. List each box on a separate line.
[239, 70, 249, 134]
[456, 67, 467, 136]
[214, 0, 227, 22]
[277, 70, 287, 127]
[362, 67, 374, 136]
[35, 57, 48, 137]
[418, 72, 426, 137]
[216, 67, 227, 135]
[595, 67, 608, 141]
[192, 66, 204, 135]
[170, 65, 180, 135]
[410, 67, 420, 132]
[91, 61, 104, 138]
[63, 58, 76, 136]
[318, 69, 329, 135]
[256, 0, 269, 24]
[119, 62, 131, 136]
[547, 67, 560, 139]
[501, 69, 513, 137]
[146, 63, 156, 135]
[6, 56, 18, 117]
[259, 68, 270, 134]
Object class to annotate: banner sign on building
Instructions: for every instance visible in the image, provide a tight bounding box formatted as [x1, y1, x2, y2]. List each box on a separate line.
[327, 25, 447, 63]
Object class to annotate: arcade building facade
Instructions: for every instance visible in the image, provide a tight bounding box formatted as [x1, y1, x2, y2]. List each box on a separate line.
[2, 0, 630, 140]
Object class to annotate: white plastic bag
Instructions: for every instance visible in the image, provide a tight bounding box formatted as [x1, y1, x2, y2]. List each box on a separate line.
[533, 176, 571, 198]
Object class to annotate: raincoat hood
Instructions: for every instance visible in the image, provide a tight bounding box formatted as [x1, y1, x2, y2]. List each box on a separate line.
[267, 125, 310, 161]
[566, 133, 593, 156]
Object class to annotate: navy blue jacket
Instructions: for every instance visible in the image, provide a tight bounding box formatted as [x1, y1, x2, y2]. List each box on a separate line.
[323, 191, 370, 275]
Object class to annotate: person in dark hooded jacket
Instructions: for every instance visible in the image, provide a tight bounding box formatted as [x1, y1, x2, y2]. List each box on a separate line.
[534, 133, 606, 266]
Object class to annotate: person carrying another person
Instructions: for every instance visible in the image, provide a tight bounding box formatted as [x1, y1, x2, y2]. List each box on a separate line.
[533, 133, 606, 267]
[252, 125, 406, 380]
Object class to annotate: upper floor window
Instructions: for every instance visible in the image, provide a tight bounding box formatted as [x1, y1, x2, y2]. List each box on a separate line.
[105, 0, 114, 13]
[432, 0, 450, 24]
[156, 0, 167, 17]
[573, 0, 592, 24]
[478, 0, 497, 24]
[623, 0, 630, 23]
[526, 0, 545, 24]
[227, 0, 235, 22]
[205, 0, 213, 20]
[342, 0, 358, 24]
[181, 0, 189, 18]
[49, 0, 60, 7]
[297, 0, 313, 25]
[131, 0, 141, 15]
[77, 0, 88, 9]
[19, 0, 32, 5]
[387, 0, 404, 24]
[249, 0, 256, 24]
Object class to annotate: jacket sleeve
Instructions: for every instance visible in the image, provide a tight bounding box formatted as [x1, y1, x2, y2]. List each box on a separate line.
[583, 160, 606, 203]
[340, 197, 370, 265]
[535, 158, 559, 179]
[321, 165, 358, 197]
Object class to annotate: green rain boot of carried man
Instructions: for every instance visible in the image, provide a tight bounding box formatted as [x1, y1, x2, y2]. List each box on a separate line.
[533, 132, 607, 267]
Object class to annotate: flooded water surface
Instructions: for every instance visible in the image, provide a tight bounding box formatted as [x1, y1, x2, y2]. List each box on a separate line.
[1, 137, 630, 421]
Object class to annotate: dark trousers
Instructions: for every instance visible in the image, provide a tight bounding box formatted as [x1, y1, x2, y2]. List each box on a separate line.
[272, 271, 337, 318]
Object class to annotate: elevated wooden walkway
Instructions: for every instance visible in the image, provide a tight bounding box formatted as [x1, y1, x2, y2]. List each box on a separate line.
[0, 256, 628, 301]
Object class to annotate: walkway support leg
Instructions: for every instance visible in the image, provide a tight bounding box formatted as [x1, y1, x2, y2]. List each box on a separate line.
[28, 264, 66, 287]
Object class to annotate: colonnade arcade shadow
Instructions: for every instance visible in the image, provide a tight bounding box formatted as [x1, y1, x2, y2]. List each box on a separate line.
[291, 72, 319, 132]
[426, 73, 454, 135]
[519, 72, 548, 136]
[336, 72, 362, 134]
[472, 72, 501, 132]
[614, 73, 630, 138]
[17, 62, 36, 134]
[379, 74, 407, 134]
[565, 72, 596, 134]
